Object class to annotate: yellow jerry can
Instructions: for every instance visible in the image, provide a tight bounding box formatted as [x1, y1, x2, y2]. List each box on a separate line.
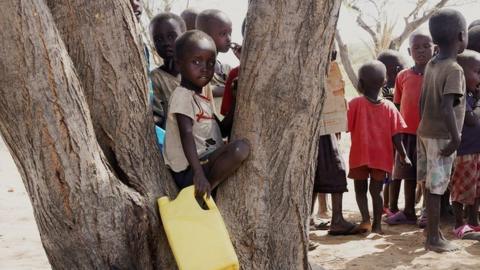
[158, 185, 239, 270]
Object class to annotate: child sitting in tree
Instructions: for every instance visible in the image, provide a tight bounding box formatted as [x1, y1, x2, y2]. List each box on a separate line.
[196, 9, 233, 110]
[348, 60, 411, 234]
[149, 13, 186, 128]
[385, 31, 434, 226]
[163, 30, 250, 197]
[417, 9, 468, 252]
[181, 8, 200, 31]
[450, 50, 480, 240]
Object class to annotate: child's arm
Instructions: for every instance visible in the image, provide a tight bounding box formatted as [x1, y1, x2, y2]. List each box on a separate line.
[464, 95, 480, 127]
[216, 103, 235, 138]
[176, 114, 211, 197]
[212, 85, 225, 97]
[393, 134, 412, 166]
[440, 93, 461, 156]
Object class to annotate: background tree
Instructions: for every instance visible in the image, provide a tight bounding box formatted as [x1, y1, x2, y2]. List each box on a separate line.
[337, 0, 472, 90]
[0, 0, 340, 269]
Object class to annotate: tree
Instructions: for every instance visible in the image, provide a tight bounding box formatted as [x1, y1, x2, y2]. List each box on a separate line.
[337, 0, 471, 90]
[216, 0, 341, 269]
[0, 0, 340, 269]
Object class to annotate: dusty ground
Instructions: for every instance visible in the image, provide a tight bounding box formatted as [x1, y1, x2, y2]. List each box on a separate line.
[1, 135, 480, 269]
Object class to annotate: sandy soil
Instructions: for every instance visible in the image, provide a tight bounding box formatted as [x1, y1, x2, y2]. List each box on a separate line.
[1, 135, 480, 269]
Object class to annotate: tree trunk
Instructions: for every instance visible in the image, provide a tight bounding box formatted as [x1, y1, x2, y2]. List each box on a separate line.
[216, 1, 341, 269]
[0, 0, 175, 269]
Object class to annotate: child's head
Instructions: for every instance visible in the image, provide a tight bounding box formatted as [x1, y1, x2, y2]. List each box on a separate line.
[358, 60, 387, 97]
[429, 8, 468, 54]
[150, 13, 186, 61]
[130, 0, 143, 21]
[408, 30, 434, 66]
[175, 30, 217, 89]
[181, 8, 200, 31]
[457, 50, 480, 92]
[468, 26, 480, 53]
[377, 50, 406, 88]
[469, 20, 480, 30]
[196, 9, 232, 53]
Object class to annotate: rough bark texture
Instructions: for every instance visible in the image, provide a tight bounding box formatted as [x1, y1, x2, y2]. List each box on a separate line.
[0, 0, 176, 269]
[216, 1, 341, 269]
[45, 0, 176, 197]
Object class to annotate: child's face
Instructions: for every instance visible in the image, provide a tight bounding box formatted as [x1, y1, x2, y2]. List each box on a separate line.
[153, 19, 184, 60]
[383, 58, 404, 87]
[409, 35, 434, 66]
[177, 40, 216, 89]
[207, 20, 232, 53]
[129, 0, 143, 21]
[464, 58, 480, 92]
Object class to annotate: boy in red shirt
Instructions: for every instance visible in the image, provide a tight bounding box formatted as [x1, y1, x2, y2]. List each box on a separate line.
[348, 61, 411, 234]
[385, 31, 434, 226]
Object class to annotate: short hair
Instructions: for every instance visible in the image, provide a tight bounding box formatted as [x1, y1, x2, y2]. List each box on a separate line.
[429, 8, 466, 46]
[377, 50, 407, 67]
[358, 60, 387, 87]
[468, 26, 480, 52]
[457, 49, 480, 68]
[149, 12, 186, 38]
[469, 20, 480, 30]
[181, 8, 200, 30]
[175, 30, 216, 60]
[409, 30, 432, 46]
[196, 9, 231, 33]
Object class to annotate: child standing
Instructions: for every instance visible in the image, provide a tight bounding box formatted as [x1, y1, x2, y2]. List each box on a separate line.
[377, 50, 407, 214]
[450, 50, 480, 240]
[417, 9, 468, 252]
[163, 30, 249, 196]
[149, 13, 186, 127]
[385, 31, 434, 226]
[348, 61, 411, 234]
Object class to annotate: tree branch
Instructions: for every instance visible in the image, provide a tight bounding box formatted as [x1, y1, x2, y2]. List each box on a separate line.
[389, 0, 449, 50]
[335, 30, 359, 92]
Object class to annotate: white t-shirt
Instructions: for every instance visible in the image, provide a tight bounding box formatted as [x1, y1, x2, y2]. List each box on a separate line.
[163, 86, 223, 172]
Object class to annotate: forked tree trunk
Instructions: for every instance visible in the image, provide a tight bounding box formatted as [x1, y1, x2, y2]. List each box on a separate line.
[0, 0, 175, 269]
[0, 0, 340, 269]
[217, 1, 341, 269]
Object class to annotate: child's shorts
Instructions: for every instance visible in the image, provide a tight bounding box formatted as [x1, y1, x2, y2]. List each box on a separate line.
[393, 133, 417, 180]
[348, 166, 387, 181]
[417, 136, 456, 195]
[450, 153, 480, 205]
[169, 152, 213, 189]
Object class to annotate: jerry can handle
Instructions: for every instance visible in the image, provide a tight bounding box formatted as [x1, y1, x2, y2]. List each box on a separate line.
[182, 185, 219, 211]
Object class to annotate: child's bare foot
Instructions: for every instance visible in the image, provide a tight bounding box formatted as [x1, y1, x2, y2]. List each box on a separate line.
[351, 222, 371, 234]
[371, 223, 384, 234]
[425, 237, 459, 253]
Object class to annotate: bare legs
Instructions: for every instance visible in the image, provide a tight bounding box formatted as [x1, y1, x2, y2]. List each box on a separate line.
[354, 179, 384, 234]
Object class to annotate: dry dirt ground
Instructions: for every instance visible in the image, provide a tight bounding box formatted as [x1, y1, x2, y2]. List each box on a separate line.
[1, 136, 480, 270]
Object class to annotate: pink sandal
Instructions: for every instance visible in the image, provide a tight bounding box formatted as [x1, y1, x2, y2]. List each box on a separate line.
[453, 224, 475, 239]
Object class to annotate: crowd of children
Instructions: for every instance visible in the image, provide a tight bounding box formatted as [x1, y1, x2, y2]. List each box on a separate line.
[138, 0, 480, 254]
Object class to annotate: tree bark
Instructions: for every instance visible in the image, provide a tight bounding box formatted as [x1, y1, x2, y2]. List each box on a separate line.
[216, 1, 341, 269]
[0, 0, 175, 269]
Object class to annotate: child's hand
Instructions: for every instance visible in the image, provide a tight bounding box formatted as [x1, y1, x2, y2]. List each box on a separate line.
[440, 138, 460, 157]
[193, 171, 211, 198]
[230, 42, 242, 60]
